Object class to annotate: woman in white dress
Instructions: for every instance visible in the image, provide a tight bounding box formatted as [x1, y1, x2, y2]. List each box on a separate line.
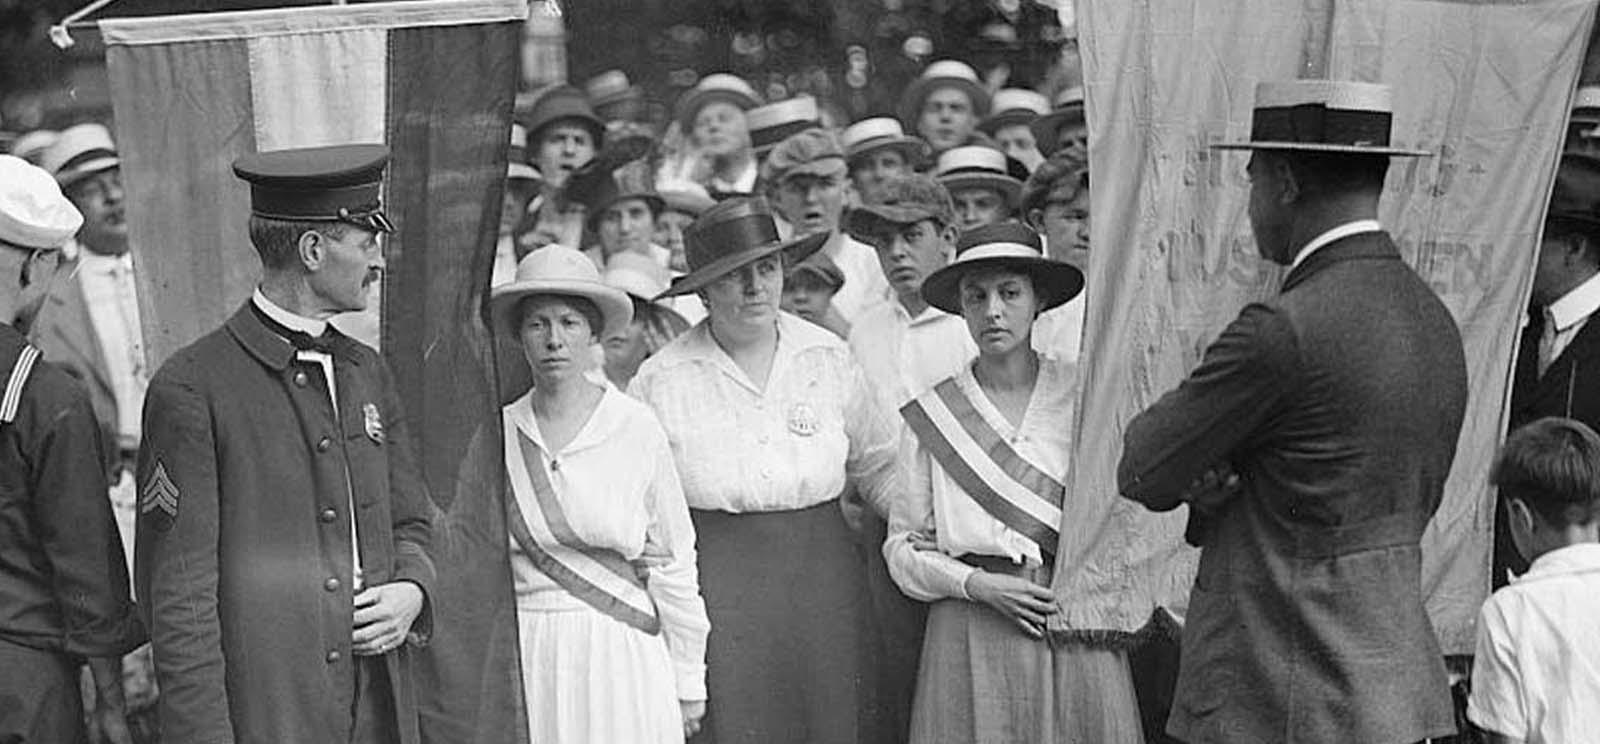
[486, 245, 710, 742]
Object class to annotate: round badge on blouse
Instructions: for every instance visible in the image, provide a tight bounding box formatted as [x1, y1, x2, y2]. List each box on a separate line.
[787, 402, 819, 437]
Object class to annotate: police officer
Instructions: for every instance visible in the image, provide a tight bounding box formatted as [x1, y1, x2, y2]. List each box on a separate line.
[135, 145, 435, 744]
[0, 154, 145, 743]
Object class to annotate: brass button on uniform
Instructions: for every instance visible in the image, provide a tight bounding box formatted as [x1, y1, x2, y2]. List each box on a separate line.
[324, 577, 340, 592]
[320, 507, 338, 523]
[293, 371, 309, 387]
[326, 650, 340, 663]
[316, 436, 332, 452]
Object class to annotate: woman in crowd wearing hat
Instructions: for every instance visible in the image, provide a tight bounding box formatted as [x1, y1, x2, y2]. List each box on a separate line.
[673, 74, 763, 199]
[601, 252, 692, 388]
[519, 86, 605, 252]
[842, 117, 932, 205]
[629, 197, 900, 744]
[484, 245, 710, 742]
[886, 222, 1143, 744]
[899, 60, 992, 156]
[981, 89, 1052, 175]
[935, 145, 1025, 231]
[565, 158, 670, 269]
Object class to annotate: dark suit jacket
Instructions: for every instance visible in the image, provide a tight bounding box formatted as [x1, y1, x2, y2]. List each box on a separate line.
[28, 260, 118, 466]
[1118, 232, 1466, 744]
[134, 304, 435, 744]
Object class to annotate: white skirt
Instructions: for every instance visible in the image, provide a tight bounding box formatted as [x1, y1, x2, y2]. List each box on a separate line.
[517, 598, 683, 744]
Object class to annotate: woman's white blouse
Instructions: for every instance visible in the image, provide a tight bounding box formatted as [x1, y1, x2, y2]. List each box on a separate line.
[885, 357, 1077, 602]
[628, 312, 899, 515]
[503, 386, 710, 701]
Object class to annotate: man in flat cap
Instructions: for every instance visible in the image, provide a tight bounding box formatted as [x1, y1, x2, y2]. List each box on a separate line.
[1118, 81, 1465, 743]
[136, 144, 435, 744]
[0, 155, 145, 744]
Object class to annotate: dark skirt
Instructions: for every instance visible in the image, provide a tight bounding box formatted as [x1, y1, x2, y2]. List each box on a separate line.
[689, 500, 875, 744]
[911, 599, 1145, 744]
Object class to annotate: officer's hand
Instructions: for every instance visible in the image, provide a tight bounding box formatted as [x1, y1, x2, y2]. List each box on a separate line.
[352, 581, 425, 656]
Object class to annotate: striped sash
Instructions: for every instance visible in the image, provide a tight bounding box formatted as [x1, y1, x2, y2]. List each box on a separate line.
[503, 417, 661, 635]
[900, 378, 1063, 556]
[1, 344, 41, 424]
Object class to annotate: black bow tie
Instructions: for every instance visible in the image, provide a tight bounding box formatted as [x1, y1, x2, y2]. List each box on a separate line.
[284, 328, 340, 355]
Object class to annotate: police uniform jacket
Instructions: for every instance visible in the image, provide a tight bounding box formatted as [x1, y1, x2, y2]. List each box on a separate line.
[135, 303, 435, 744]
[0, 323, 143, 658]
[1118, 232, 1466, 744]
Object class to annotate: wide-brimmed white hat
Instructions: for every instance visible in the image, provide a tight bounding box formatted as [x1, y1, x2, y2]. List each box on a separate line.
[40, 123, 120, 189]
[841, 117, 931, 167]
[0, 155, 84, 249]
[1212, 80, 1430, 157]
[489, 245, 633, 339]
[934, 146, 1023, 207]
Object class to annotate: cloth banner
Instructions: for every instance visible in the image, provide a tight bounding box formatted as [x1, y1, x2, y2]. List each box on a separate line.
[102, 1, 531, 741]
[1069, 0, 1596, 652]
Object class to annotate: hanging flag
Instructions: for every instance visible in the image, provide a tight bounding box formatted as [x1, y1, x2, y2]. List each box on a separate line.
[1070, 0, 1597, 652]
[101, 2, 530, 742]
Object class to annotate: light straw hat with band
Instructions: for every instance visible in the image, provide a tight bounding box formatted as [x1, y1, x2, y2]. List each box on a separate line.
[897, 60, 992, 130]
[232, 144, 395, 234]
[655, 196, 827, 299]
[980, 89, 1051, 136]
[1571, 85, 1600, 128]
[10, 130, 59, 167]
[841, 117, 931, 168]
[919, 221, 1083, 316]
[1211, 80, 1430, 157]
[657, 179, 717, 217]
[490, 244, 633, 340]
[749, 97, 821, 160]
[674, 73, 763, 131]
[40, 123, 120, 189]
[934, 146, 1024, 207]
[0, 155, 83, 250]
[585, 69, 643, 110]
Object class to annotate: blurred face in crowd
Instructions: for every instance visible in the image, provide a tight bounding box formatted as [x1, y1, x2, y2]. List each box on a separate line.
[603, 305, 650, 388]
[533, 121, 596, 190]
[1051, 121, 1089, 160]
[959, 267, 1039, 357]
[994, 124, 1045, 174]
[520, 294, 599, 384]
[305, 225, 383, 314]
[849, 149, 912, 204]
[65, 169, 128, 256]
[597, 197, 657, 260]
[693, 101, 752, 159]
[859, 218, 955, 302]
[772, 166, 849, 239]
[1245, 152, 1297, 264]
[702, 254, 782, 332]
[0, 241, 63, 329]
[1031, 181, 1089, 271]
[780, 269, 838, 325]
[500, 181, 538, 237]
[919, 87, 979, 153]
[952, 187, 1008, 231]
[655, 209, 696, 273]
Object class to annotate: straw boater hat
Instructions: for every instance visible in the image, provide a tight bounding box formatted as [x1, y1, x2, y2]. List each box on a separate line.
[1212, 80, 1430, 157]
[10, 130, 59, 166]
[674, 73, 762, 130]
[1028, 86, 1085, 154]
[748, 97, 821, 160]
[585, 69, 643, 111]
[40, 123, 120, 189]
[655, 197, 827, 298]
[489, 244, 633, 339]
[0, 155, 83, 249]
[920, 221, 1083, 315]
[656, 179, 717, 217]
[520, 86, 606, 147]
[841, 117, 931, 168]
[1571, 85, 1600, 127]
[898, 60, 992, 129]
[934, 146, 1023, 207]
[979, 89, 1051, 136]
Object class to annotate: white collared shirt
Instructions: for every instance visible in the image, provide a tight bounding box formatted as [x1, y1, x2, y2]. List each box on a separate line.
[823, 232, 894, 323]
[252, 288, 329, 337]
[628, 312, 899, 515]
[1290, 219, 1382, 271]
[1543, 270, 1600, 364]
[847, 299, 975, 415]
[1468, 543, 1600, 744]
[77, 250, 148, 447]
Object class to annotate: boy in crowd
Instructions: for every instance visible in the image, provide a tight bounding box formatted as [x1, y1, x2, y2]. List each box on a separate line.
[1470, 417, 1600, 744]
[780, 254, 847, 337]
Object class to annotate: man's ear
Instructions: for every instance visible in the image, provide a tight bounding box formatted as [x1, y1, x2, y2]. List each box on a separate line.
[296, 229, 325, 271]
[1271, 155, 1301, 206]
[1508, 496, 1539, 535]
[1026, 207, 1046, 231]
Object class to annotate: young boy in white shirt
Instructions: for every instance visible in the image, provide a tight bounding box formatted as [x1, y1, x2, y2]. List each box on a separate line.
[1469, 416, 1600, 744]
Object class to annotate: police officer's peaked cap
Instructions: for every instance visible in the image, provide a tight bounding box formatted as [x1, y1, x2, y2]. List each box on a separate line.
[232, 144, 395, 233]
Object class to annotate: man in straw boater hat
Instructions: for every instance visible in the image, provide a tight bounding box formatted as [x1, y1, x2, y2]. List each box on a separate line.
[980, 88, 1052, 174]
[934, 145, 1025, 232]
[1030, 86, 1087, 160]
[842, 116, 931, 205]
[136, 144, 436, 744]
[675, 73, 764, 199]
[747, 95, 823, 164]
[888, 223, 1150, 742]
[0, 155, 145, 744]
[632, 196, 900, 744]
[1118, 80, 1467, 744]
[899, 60, 992, 156]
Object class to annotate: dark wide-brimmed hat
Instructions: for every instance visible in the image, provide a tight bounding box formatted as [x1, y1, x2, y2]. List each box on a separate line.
[898, 60, 992, 130]
[565, 159, 664, 231]
[1212, 80, 1430, 157]
[656, 196, 827, 298]
[920, 222, 1083, 315]
[520, 85, 606, 147]
[489, 244, 633, 339]
[1546, 152, 1600, 231]
[841, 117, 931, 168]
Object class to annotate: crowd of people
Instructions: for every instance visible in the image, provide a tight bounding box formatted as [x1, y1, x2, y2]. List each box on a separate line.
[1, 45, 1599, 744]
